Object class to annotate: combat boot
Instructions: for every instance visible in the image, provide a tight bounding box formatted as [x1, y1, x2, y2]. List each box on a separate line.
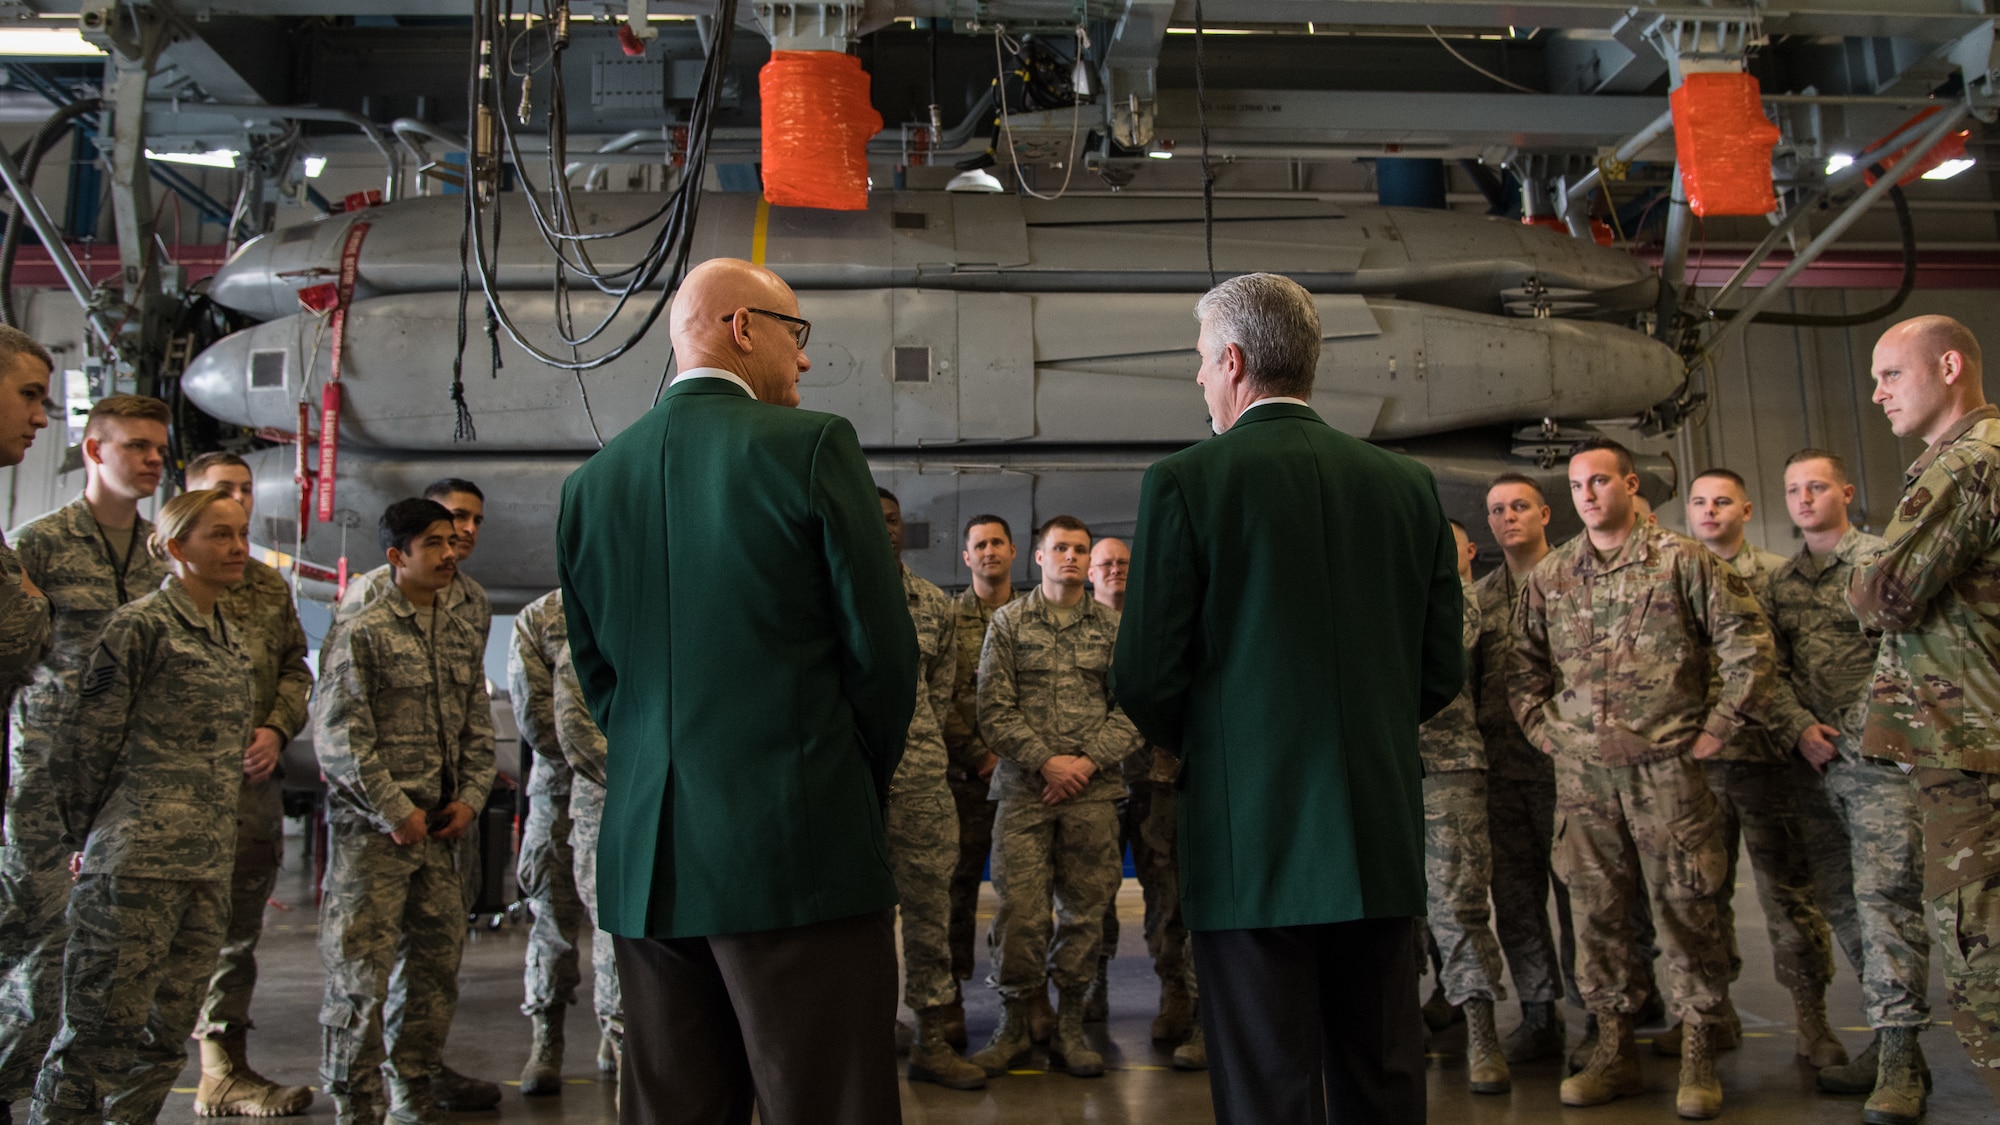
[194, 1030, 315, 1117]
[1676, 1022, 1723, 1119]
[907, 1005, 987, 1090]
[1049, 986, 1105, 1077]
[1567, 1012, 1598, 1074]
[331, 1092, 385, 1125]
[1502, 1000, 1566, 1064]
[1170, 1022, 1207, 1071]
[596, 1032, 619, 1075]
[430, 1064, 501, 1111]
[1464, 997, 1512, 1095]
[1029, 988, 1057, 1044]
[937, 992, 969, 1050]
[1559, 1011, 1643, 1107]
[386, 1078, 446, 1125]
[1421, 980, 1462, 1032]
[1862, 1026, 1926, 1125]
[1820, 1030, 1934, 1096]
[1654, 999, 1741, 1057]
[1792, 983, 1847, 1068]
[520, 1011, 565, 1097]
[1152, 976, 1193, 1042]
[969, 999, 1035, 1077]
[1083, 960, 1110, 1022]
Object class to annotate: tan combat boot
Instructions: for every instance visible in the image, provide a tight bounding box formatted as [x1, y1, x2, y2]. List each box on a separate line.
[1049, 986, 1105, 1077]
[1567, 1012, 1599, 1074]
[1152, 976, 1193, 1042]
[519, 1010, 564, 1097]
[937, 990, 969, 1050]
[969, 999, 1036, 1076]
[1676, 1022, 1723, 1120]
[1464, 997, 1512, 1095]
[1171, 1021, 1207, 1071]
[1655, 998, 1741, 1057]
[908, 1005, 988, 1090]
[1793, 983, 1848, 1069]
[194, 1030, 315, 1118]
[1029, 987, 1057, 1044]
[1560, 1011, 1643, 1107]
[1861, 1026, 1926, 1125]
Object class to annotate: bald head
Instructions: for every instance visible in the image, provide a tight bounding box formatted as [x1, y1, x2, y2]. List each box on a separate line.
[1872, 314, 1988, 445]
[1089, 536, 1130, 609]
[669, 258, 811, 407]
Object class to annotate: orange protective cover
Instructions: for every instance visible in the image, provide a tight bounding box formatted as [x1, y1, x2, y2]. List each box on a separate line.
[1670, 73, 1781, 218]
[759, 51, 884, 212]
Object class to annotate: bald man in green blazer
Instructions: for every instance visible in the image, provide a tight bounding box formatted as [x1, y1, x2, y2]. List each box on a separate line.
[557, 258, 917, 1125]
[1114, 273, 1464, 1125]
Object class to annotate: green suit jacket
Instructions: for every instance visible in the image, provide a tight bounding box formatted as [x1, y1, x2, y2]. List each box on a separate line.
[1113, 402, 1463, 931]
[557, 376, 917, 939]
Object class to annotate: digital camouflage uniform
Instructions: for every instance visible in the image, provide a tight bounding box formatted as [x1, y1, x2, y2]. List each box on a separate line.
[195, 557, 313, 1041]
[550, 649, 620, 1044]
[312, 582, 495, 1108]
[1102, 743, 1193, 995]
[0, 499, 164, 1105]
[942, 586, 1013, 983]
[508, 592, 584, 1022]
[890, 567, 962, 1012]
[1849, 403, 2000, 1081]
[1766, 528, 1929, 1031]
[1701, 545, 1836, 998]
[1420, 582, 1506, 1007]
[977, 589, 1141, 1001]
[0, 525, 48, 717]
[1471, 562, 1579, 1008]
[29, 576, 251, 1125]
[1511, 523, 1776, 1025]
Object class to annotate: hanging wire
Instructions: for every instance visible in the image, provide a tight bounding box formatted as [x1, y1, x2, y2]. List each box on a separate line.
[1425, 25, 1538, 94]
[992, 28, 1087, 202]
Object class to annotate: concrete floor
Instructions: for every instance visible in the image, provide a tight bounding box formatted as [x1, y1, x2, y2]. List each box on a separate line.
[141, 832, 1999, 1124]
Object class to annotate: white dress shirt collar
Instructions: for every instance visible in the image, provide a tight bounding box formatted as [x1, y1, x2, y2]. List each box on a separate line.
[1216, 396, 1311, 434]
[669, 366, 757, 399]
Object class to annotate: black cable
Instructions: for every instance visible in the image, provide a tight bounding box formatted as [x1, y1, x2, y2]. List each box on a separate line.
[1708, 184, 1917, 328]
[0, 96, 102, 326]
[1194, 0, 1214, 287]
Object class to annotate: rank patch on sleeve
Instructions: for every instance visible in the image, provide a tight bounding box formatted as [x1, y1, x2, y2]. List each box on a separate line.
[78, 658, 116, 698]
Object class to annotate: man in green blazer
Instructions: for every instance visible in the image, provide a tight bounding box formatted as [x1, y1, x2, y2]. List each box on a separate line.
[556, 258, 917, 1125]
[1114, 273, 1464, 1125]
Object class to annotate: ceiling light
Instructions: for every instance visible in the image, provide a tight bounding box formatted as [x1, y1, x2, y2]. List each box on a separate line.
[302, 156, 327, 178]
[1922, 157, 1975, 181]
[1824, 153, 1853, 175]
[0, 29, 105, 57]
[945, 168, 1004, 193]
[146, 149, 240, 169]
[1147, 146, 1174, 160]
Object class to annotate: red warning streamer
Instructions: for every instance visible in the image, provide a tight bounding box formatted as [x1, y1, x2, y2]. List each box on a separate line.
[315, 219, 370, 522]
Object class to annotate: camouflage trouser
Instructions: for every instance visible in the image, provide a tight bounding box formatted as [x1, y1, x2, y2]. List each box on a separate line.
[1553, 752, 1731, 1024]
[195, 777, 284, 1039]
[1795, 741, 1930, 1029]
[1486, 770, 1580, 1006]
[566, 779, 622, 1041]
[1914, 768, 2000, 1078]
[28, 875, 228, 1125]
[1424, 770, 1506, 1006]
[947, 772, 997, 983]
[888, 790, 959, 1012]
[317, 826, 465, 1103]
[987, 797, 1121, 1000]
[0, 820, 74, 1103]
[1100, 783, 1193, 989]
[517, 789, 583, 1017]
[1704, 758, 1836, 993]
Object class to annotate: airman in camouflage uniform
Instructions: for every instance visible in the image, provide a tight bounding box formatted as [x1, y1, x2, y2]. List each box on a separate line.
[0, 486, 168, 1111]
[508, 590, 587, 1095]
[313, 501, 495, 1125]
[1849, 315, 2000, 1107]
[1423, 526, 1509, 1094]
[548, 641, 621, 1070]
[1764, 448, 1930, 1112]
[970, 518, 1142, 1080]
[336, 565, 491, 646]
[1512, 439, 1774, 1117]
[0, 542, 46, 709]
[27, 568, 252, 1125]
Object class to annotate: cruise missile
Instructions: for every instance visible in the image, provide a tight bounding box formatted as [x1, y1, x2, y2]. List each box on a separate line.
[184, 288, 1685, 452]
[208, 193, 1660, 323]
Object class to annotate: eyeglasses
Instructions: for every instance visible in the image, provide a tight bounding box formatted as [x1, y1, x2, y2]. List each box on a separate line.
[721, 307, 811, 348]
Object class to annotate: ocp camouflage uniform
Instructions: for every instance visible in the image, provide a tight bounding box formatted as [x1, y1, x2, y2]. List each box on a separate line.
[1700, 545, 1836, 999]
[550, 648, 621, 1045]
[29, 576, 251, 1125]
[508, 592, 584, 1022]
[1850, 403, 2000, 1083]
[0, 498, 165, 1105]
[1471, 563, 1579, 1008]
[313, 583, 495, 1109]
[195, 557, 313, 1042]
[942, 587, 1013, 983]
[977, 589, 1141, 1001]
[1767, 528, 1929, 1031]
[1421, 582, 1505, 1007]
[1511, 523, 1775, 1025]
[890, 567, 961, 1012]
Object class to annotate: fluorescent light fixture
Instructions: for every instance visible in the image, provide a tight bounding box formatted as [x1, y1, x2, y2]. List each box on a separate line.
[146, 148, 240, 169]
[1147, 147, 1174, 160]
[1824, 153, 1853, 175]
[1922, 157, 1975, 181]
[302, 156, 327, 178]
[0, 29, 106, 56]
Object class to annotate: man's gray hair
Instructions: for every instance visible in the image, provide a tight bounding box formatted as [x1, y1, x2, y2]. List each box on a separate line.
[1193, 272, 1321, 398]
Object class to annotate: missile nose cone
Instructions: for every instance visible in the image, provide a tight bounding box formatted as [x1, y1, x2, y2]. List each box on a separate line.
[182, 331, 256, 430]
[209, 233, 286, 321]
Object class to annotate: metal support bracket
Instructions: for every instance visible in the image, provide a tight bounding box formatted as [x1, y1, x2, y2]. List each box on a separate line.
[1104, 0, 1173, 149]
[753, 3, 864, 52]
